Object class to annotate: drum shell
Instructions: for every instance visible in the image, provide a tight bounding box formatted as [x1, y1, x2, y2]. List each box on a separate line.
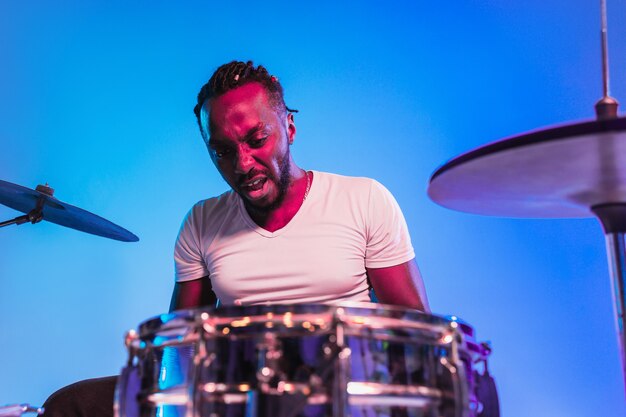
[115, 304, 479, 417]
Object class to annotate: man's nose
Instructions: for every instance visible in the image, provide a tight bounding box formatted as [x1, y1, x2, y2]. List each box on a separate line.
[234, 147, 254, 174]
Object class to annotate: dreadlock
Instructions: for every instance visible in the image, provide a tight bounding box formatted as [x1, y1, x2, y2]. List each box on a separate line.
[193, 60, 297, 141]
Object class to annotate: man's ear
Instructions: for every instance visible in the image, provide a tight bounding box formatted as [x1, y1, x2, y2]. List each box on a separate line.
[287, 112, 296, 144]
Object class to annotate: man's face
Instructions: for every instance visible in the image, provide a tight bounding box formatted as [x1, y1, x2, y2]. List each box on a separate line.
[200, 82, 296, 210]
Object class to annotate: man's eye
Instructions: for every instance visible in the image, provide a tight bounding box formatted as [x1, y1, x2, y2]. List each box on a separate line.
[213, 148, 230, 158]
[250, 137, 268, 147]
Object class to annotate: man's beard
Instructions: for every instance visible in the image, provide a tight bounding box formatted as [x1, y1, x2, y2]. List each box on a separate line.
[243, 150, 292, 214]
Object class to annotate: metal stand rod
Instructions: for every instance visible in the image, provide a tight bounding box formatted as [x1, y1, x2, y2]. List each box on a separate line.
[604, 232, 626, 394]
[0, 404, 44, 417]
[595, 0, 619, 119]
[0, 198, 45, 228]
[0, 215, 30, 228]
[592, 204, 626, 396]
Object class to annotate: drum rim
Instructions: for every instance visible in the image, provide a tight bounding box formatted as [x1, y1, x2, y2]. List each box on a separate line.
[135, 302, 466, 338]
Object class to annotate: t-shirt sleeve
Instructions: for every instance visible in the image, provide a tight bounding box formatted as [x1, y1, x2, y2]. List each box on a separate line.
[174, 206, 210, 282]
[364, 180, 415, 268]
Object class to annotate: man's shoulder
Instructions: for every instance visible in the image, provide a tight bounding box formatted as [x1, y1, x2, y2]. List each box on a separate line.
[315, 171, 384, 195]
[315, 171, 378, 188]
[313, 172, 399, 212]
[185, 189, 237, 223]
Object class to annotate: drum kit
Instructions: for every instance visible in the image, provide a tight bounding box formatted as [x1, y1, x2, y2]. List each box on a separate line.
[3, 1, 626, 416]
[0, 188, 499, 417]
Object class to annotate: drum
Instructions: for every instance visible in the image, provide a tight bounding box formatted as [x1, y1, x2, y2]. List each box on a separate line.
[115, 303, 496, 417]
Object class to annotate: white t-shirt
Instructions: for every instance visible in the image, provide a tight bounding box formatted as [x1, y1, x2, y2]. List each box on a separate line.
[174, 171, 415, 306]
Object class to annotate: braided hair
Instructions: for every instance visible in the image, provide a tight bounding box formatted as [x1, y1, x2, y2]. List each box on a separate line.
[193, 60, 296, 141]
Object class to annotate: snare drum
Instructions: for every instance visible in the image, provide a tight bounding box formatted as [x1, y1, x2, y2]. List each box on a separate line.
[115, 303, 494, 417]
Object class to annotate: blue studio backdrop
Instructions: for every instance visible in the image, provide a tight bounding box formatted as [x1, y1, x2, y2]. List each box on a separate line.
[1, 2, 625, 416]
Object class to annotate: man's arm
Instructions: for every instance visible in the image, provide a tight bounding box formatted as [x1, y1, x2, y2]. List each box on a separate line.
[169, 277, 218, 312]
[366, 258, 430, 313]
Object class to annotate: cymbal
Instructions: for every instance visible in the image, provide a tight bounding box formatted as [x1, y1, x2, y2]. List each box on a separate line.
[427, 117, 626, 218]
[0, 179, 139, 242]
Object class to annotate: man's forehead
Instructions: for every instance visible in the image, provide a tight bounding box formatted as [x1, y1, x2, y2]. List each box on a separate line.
[205, 82, 271, 113]
[201, 83, 278, 136]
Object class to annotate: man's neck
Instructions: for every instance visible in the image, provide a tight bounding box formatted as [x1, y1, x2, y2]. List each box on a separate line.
[245, 169, 309, 232]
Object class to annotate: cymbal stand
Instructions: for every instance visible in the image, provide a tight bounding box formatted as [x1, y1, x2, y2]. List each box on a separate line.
[593, 205, 626, 393]
[592, 0, 626, 394]
[0, 404, 43, 417]
[0, 184, 52, 229]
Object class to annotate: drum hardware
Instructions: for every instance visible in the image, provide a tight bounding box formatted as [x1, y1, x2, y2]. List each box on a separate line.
[254, 330, 349, 417]
[0, 404, 43, 417]
[427, 0, 626, 402]
[0, 179, 138, 242]
[212, 333, 343, 417]
[0, 183, 53, 228]
[331, 320, 347, 417]
[439, 355, 468, 417]
[257, 332, 285, 390]
[473, 367, 499, 417]
[467, 342, 496, 416]
[255, 332, 310, 417]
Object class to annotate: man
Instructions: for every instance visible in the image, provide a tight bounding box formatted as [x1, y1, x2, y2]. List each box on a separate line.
[42, 60, 429, 417]
[172, 60, 429, 312]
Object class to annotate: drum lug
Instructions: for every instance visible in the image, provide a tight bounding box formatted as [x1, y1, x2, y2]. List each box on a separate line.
[256, 332, 285, 391]
[123, 329, 139, 366]
[440, 356, 470, 417]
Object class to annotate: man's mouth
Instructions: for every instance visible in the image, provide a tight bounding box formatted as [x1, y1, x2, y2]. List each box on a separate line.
[241, 177, 267, 192]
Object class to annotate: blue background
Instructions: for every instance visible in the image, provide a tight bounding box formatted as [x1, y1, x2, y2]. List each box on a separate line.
[1, 1, 625, 416]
